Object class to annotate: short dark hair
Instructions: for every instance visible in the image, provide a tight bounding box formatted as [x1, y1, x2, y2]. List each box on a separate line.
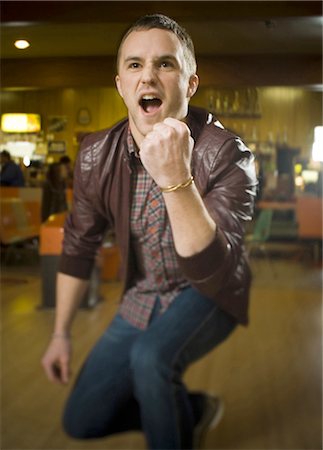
[59, 155, 71, 164]
[117, 14, 197, 76]
[1, 150, 11, 160]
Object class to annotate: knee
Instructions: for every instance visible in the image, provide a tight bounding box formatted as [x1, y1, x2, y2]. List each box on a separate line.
[62, 404, 88, 439]
[62, 412, 85, 439]
[130, 338, 169, 382]
[62, 400, 97, 440]
[63, 412, 104, 440]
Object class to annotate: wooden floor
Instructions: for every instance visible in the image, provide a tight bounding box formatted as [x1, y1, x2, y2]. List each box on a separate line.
[1, 254, 322, 450]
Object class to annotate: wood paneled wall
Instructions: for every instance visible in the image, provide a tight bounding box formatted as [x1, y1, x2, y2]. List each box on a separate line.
[0, 86, 321, 161]
[0, 88, 127, 161]
[191, 87, 322, 153]
[2, 55, 321, 89]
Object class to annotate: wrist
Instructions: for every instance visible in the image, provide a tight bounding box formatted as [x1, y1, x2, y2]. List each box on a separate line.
[159, 175, 194, 193]
[52, 331, 71, 340]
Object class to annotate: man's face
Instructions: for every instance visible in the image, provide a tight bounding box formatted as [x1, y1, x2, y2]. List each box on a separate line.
[115, 28, 198, 146]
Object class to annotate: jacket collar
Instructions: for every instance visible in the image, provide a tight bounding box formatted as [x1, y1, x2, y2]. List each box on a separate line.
[187, 105, 213, 144]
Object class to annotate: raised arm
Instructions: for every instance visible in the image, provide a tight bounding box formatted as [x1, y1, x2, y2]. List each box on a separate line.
[139, 116, 257, 303]
[140, 118, 216, 257]
[139, 117, 216, 257]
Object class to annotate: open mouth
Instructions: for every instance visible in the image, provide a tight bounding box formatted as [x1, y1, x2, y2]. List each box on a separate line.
[139, 95, 162, 114]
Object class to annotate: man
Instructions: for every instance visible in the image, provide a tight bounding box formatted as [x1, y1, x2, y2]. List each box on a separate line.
[0, 150, 25, 186]
[41, 14, 257, 449]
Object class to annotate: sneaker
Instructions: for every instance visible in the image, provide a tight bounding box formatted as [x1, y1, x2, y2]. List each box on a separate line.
[193, 394, 224, 449]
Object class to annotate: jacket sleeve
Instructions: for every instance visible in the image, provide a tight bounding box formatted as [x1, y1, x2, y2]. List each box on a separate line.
[58, 138, 110, 279]
[176, 137, 257, 298]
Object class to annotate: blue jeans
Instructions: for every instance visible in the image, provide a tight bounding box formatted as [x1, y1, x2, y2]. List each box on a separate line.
[63, 287, 237, 449]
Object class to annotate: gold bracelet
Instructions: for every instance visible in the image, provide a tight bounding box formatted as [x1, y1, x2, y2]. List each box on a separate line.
[160, 176, 194, 193]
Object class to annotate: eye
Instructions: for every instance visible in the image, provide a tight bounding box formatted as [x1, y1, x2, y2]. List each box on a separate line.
[128, 62, 141, 69]
[160, 61, 173, 69]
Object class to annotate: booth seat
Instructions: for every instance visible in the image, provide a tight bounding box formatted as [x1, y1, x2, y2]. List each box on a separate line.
[0, 187, 41, 245]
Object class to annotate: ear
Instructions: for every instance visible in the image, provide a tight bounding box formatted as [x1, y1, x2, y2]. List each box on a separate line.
[115, 75, 123, 98]
[187, 74, 199, 99]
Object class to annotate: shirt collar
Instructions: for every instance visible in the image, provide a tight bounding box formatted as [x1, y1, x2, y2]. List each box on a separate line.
[127, 127, 140, 158]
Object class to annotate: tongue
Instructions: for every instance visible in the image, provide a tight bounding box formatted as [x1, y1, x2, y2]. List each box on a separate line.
[143, 99, 161, 113]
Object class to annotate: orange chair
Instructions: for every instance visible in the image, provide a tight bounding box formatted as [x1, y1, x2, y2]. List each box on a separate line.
[0, 198, 39, 263]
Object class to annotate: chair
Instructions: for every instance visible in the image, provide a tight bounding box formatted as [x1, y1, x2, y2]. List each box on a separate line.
[0, 198, 39, 264]
[296, 196, 322, 263]
[246, 209, 275, 273]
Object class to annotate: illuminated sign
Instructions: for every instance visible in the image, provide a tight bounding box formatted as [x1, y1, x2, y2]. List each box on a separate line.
[1, 113, 41, 133]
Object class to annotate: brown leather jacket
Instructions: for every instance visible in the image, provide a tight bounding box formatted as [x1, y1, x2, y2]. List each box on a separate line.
[59, 106, 257, 324]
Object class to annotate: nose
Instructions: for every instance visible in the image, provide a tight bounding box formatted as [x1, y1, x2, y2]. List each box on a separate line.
[140, 63, 156, 84]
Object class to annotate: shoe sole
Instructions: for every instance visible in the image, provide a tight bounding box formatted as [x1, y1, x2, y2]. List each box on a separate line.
[209, 398, 224, 430]
[193, 398, 224, 449]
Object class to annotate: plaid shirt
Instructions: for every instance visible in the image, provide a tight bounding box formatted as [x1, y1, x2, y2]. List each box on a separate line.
[118, 132, 189, 329]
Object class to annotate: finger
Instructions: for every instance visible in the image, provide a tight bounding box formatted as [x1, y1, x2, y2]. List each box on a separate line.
[150, 122, 179, 143]
[163, 117, 189, 133]
[42, 360, 63, 384]
[151, 122, 170, 137]
[60, 359, 70, 384]
[153, 120, 183, 135]
[144, 129, 160, 141]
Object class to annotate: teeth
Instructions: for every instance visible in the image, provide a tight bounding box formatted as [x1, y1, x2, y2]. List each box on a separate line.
[142, 95, 158, 100]
[139, 95, 162, 112]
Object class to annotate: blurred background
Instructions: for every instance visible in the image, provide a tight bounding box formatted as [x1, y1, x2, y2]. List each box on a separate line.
[1, 1, 322, 449]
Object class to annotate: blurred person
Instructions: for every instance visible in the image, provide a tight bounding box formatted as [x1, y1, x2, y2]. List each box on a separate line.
[0, 150, 25, 187]
[27, 169, 39, 187]
[59, 155, 74, 188]
[41, 14, 257, 450]
[41, 162, 68, 222]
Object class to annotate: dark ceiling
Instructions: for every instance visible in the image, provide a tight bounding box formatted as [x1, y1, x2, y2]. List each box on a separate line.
[1, 1, 322, 58]
[1, 1, 322, 89]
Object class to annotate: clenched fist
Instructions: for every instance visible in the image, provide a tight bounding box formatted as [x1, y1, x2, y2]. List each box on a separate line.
[139, 118, 194, 189]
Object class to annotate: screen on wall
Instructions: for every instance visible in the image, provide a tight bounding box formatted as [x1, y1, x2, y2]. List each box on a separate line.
[1, 113, 41, 133]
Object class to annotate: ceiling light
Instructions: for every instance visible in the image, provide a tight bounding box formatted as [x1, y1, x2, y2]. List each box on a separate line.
[14, 39, 30, 50]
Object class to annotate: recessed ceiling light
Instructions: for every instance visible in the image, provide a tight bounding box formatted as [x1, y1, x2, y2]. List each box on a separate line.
[14, 39, 30, 50]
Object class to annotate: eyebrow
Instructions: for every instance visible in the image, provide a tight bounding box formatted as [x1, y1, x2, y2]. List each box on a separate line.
[123, 54, 179, 64]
